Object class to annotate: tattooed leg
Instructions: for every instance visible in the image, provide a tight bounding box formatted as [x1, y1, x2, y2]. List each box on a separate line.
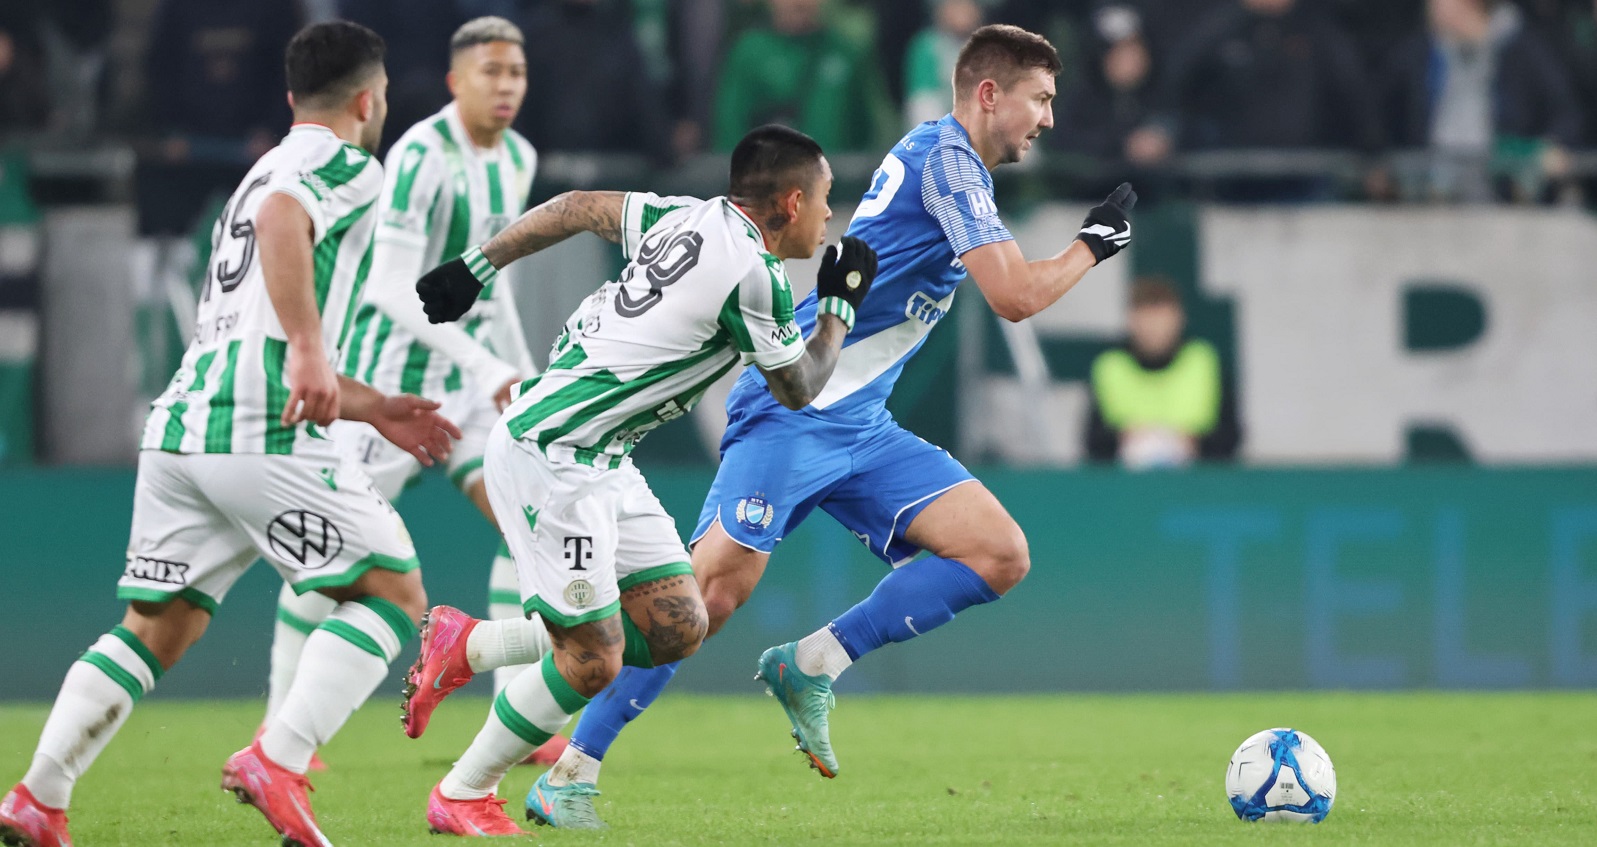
[621, 574, 708, 665]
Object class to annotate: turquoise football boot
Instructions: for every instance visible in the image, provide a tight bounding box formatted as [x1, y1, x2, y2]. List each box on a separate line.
[755, 641, 839, 778]
[524, 771, 606, 830]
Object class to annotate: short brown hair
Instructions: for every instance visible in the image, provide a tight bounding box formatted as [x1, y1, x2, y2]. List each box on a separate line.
[953, 24, 1062, 101]
[1130, 276, 1181, 309]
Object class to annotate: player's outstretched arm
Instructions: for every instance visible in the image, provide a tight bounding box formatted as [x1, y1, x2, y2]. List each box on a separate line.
[963, 182, 1136, 322]
[415, 190, 627, 324]
[481, 189, 626, 266]
[258, 191, 340, 426]
[759, 237, 878, 410]
[335, 375, 463, 466]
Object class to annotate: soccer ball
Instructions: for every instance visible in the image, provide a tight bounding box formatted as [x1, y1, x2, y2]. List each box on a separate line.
[1225, 728, 1336, 823]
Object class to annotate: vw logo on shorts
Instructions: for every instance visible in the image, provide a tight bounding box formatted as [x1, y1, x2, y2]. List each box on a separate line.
[564, 579, 597, 609]
[735, 496, 775, 531]
[267, 510, 344, 570]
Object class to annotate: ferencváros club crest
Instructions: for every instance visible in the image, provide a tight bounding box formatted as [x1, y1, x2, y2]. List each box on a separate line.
[735, 496, 774, 531]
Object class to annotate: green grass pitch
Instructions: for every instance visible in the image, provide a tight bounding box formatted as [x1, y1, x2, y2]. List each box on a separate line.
[2, 692, 1593, 845]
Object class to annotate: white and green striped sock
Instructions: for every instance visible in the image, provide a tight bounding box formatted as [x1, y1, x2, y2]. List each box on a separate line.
[259, 596, 416, 773]
[440, 653, 590, 800]
[24, 626, 163, 809]
[265, 583, 338, 721]
[486, 542, 533, 694]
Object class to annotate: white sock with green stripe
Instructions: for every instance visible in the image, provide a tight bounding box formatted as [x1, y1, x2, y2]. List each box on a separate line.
[23, 626, 163, 809]
[486, 542, 535, 694]
[259, 596, 417, 773]
[265, 583, 338, 721]
[440, 653, 590, 800]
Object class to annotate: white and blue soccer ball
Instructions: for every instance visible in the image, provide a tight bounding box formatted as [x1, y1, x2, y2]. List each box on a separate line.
[1225, 728, 1337, 823]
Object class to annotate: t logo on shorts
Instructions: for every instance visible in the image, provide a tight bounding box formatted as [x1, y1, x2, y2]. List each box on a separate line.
[268, 510, 345, 570]
[562, 536, 593, 571]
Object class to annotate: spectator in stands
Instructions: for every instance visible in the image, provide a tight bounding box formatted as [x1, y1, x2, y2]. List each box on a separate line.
[1123, 0, 1381, 169]
[1085, 277, 1240, 468]
[1382, 0, 1584, 203]
[0, 3, 50, 137]
[903, 0, 983, 128]
[1558, 1, 1597, 160]
[138, 0, 299, 237]
[36, 0, 115, 139]
[1054, 5, 1154, 162]
[340, 0, 465, 155]
[515, 0, 674, 159]
[713, 0, 893, 153]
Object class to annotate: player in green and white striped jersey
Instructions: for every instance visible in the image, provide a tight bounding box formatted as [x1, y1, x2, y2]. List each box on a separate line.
[400, 126, 879, 832]
[262, 19, 559, 764]
[0, 24, 464, 847]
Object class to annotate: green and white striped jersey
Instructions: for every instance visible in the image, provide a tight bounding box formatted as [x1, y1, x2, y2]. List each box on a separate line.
[341, 103, 537, 398]
[503, 192, 804, 468]
[141, 124, 382, 455]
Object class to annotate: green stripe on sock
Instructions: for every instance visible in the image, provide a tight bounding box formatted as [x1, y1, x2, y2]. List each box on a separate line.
[540, 653, 590, 714]
[488, 589, 521, 606]
[276, 606, 319, 636]
[80, 652, 145, 702]
[448, 456, 485, 489]
[110, 625, 164, 681]
[355, 595, 417, 645]
[319, 618, 386, 659]
[493, 688, 554, 747]
[620, 614, 656, 669]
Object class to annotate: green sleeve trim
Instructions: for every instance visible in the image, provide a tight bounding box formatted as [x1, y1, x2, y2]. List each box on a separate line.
[79, 651, 145, 702]
[116, 586, 219, 615]
[496, 539, 512, 558]
[110, 625, 165, 681]
[319, 618, 387, 659]
[276, 606, 320, 636]
[615, 562, 694, 594]
[540, 652, 592, 713]
[620, 613, 656, 669]
[355, 595, 419, 643]
[289, 551, 420, 595]
[493, 687, 555, 747]
[521, 595, 621, 629]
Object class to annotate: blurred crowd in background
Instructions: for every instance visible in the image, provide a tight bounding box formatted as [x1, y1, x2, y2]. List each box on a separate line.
[0, 0, 1594, 470]
[3, 0, 1597, 207]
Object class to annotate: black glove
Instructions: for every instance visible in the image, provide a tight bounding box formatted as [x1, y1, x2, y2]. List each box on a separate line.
[1076, 182, 1137, 264]
[814, 235, 878, 331]
[417, 246, 497, 324]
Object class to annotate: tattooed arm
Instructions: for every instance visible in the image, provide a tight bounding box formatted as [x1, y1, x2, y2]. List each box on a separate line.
[479, 190, 625, 269]
[759, 314, 849, 411]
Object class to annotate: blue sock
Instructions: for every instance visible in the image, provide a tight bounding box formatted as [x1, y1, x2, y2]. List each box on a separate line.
[827, 556, 1000, 661]
[567, 662, 679, 761]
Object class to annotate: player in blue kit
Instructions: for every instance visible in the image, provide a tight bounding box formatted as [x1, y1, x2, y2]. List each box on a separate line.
[520, 24, 1138, 827]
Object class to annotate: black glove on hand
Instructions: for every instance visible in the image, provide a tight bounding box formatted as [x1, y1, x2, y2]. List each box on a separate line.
[417, 246, 497, 324]
[815, 235, 878, 331]
[1076, 182, 1137, 264]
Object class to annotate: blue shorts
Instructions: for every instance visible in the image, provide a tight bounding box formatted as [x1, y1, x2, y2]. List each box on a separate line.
[691, 406, 975, 565]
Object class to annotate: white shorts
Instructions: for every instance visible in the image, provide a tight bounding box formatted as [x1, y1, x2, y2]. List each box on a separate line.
[328, 387, 499, 501]
[484, 426, 692, 627]
[119, 444, 418, 611]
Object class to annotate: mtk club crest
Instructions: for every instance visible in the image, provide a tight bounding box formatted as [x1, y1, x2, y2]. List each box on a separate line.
[735, 496, 775, 531]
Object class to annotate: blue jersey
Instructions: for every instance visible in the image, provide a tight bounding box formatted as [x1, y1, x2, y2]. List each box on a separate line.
[724, 114, 1014, 423]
